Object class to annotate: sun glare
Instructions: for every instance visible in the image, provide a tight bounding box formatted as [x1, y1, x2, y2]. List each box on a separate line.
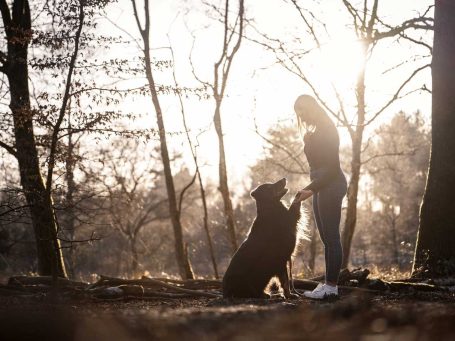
[318, 38, 366, 87]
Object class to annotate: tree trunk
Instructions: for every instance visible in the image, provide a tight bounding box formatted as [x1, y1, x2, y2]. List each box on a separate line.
[198, 172, 219, 278]
[213, 101, 238, 253]
[142, 40, 194, 280]
[390, 212, 400, 267]
[412, 0, 455, 278]
[341, 129, 363, 268]
[64, 118, 77, 277]
[341, 53, 366, 269]
[210, 0, 244, 255]
[3, 0, 66, 277]
[130, 238, 139, 276]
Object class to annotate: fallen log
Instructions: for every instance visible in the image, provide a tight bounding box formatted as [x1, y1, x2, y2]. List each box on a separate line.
[88, 275, 161, 289]
[0, 285, 38, 296]
[8, 276, 88, 288]
[93, 275, 221, 298]
[145, 277, 222, 289]
[365, 278, 448, 292]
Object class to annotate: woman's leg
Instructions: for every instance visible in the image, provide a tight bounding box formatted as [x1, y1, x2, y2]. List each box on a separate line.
[313, 193, 330, 280]
[317, 182, 346, 285]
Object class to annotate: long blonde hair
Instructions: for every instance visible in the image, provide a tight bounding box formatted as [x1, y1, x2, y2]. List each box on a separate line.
[294, 95, 329, 141]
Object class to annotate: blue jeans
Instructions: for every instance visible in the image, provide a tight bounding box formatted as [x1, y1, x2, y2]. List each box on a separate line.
[311, 169, 347, 284]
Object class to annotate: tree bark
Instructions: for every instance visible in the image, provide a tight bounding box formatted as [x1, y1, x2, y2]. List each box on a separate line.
[412, 0, 455, 278]
[1, 0, 66, 277]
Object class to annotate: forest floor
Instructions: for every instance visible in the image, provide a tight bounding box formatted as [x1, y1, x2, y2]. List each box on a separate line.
[1, 287, 455, 341]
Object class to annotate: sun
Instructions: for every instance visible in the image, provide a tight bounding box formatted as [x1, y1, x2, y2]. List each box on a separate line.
[318, 37, 366, 88]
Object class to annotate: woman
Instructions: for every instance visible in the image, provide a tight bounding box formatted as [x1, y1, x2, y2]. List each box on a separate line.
[293, 95, 347, 299]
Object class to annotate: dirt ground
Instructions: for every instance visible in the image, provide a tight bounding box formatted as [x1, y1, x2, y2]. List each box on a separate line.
[1, 289, 455, 341]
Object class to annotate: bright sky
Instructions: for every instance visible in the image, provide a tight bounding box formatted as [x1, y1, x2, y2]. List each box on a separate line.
[99, 0, 433, 191]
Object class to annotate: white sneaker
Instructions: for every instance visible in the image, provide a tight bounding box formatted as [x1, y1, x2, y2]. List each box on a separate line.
[303, 284, 338, 300]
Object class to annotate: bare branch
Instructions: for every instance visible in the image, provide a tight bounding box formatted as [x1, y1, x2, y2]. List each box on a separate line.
[366, 63, 430, 126]
[45, 0, 85, 196]
[374, 17, 434, 41]
[288, 0, 321, 48]
[177, 171, 197, 218]
[253, 118, 307, 174]
[0, 140, 17, 157]
[130, 0, 144, 36]
[0, 0, 11, 31]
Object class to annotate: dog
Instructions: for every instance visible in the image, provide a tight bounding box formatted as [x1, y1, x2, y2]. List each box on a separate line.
[222, 178, 302, 298]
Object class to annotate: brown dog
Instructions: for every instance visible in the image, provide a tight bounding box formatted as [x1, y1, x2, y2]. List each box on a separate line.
[222, 178, 302, 298]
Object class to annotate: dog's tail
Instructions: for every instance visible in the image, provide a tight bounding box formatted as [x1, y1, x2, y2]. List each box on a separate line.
[295, 204, 311, 242]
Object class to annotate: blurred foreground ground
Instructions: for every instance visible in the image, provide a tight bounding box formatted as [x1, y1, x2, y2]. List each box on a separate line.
[1, 288, 454, 341]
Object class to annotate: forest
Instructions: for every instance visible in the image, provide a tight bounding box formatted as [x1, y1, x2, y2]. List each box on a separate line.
[0, 0, 454, 340]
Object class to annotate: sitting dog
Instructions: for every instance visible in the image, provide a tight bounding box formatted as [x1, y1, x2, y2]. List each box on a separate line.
[222, 178, 302, 298]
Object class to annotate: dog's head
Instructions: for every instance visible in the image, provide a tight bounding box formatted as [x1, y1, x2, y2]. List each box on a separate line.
[250, 178, 288, 202]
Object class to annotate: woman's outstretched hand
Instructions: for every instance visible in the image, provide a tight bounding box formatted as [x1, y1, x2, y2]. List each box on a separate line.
[292, 189, 313, 204]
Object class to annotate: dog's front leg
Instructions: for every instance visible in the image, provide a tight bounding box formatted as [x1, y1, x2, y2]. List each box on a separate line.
[288, 258, 301, 296]
[278, 265, 298, 299]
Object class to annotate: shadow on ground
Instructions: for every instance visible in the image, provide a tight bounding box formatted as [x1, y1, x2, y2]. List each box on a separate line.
[1, 290, 454, 340]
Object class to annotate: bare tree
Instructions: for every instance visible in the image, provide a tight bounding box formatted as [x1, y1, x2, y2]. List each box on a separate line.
[250, 0, 433, 268]
[169, 44, 219, 279]
[94, 141, 169, 276]
[190, 0, 245, 253]
[212, 0, 245, 253]
[131, 0, 194, 279]
[0, 0, 77, 277]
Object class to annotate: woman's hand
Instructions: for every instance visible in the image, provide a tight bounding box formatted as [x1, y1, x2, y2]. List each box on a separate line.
[292, 189, 313, 204]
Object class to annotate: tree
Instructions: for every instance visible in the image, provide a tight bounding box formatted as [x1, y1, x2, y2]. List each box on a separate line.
[92, 140, 169, 276]
[169, 44, 219, 279]
[251, 0, 433, 268]
[0, 0, 68, 277]
[131, 0, 194, 279]
[212, 0, 244, 253]
[413, 0, 455, 278]
[189, 0, 245, 253]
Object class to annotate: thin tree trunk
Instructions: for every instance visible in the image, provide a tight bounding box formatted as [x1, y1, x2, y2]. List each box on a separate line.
[64, 117, 77, 277]
[131, 0, 194, 279]
[1, 0, 66, 277]
[390, 212, 400, 267]
[213, 101, 238, 252]
[170, 44, 219, 279]
[131, 238, 139, 276]
[199, 180, 219, 278]
[412, 0, 455, 278]
[211, 0, 244, 254]
[145, 54, 194, 280]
